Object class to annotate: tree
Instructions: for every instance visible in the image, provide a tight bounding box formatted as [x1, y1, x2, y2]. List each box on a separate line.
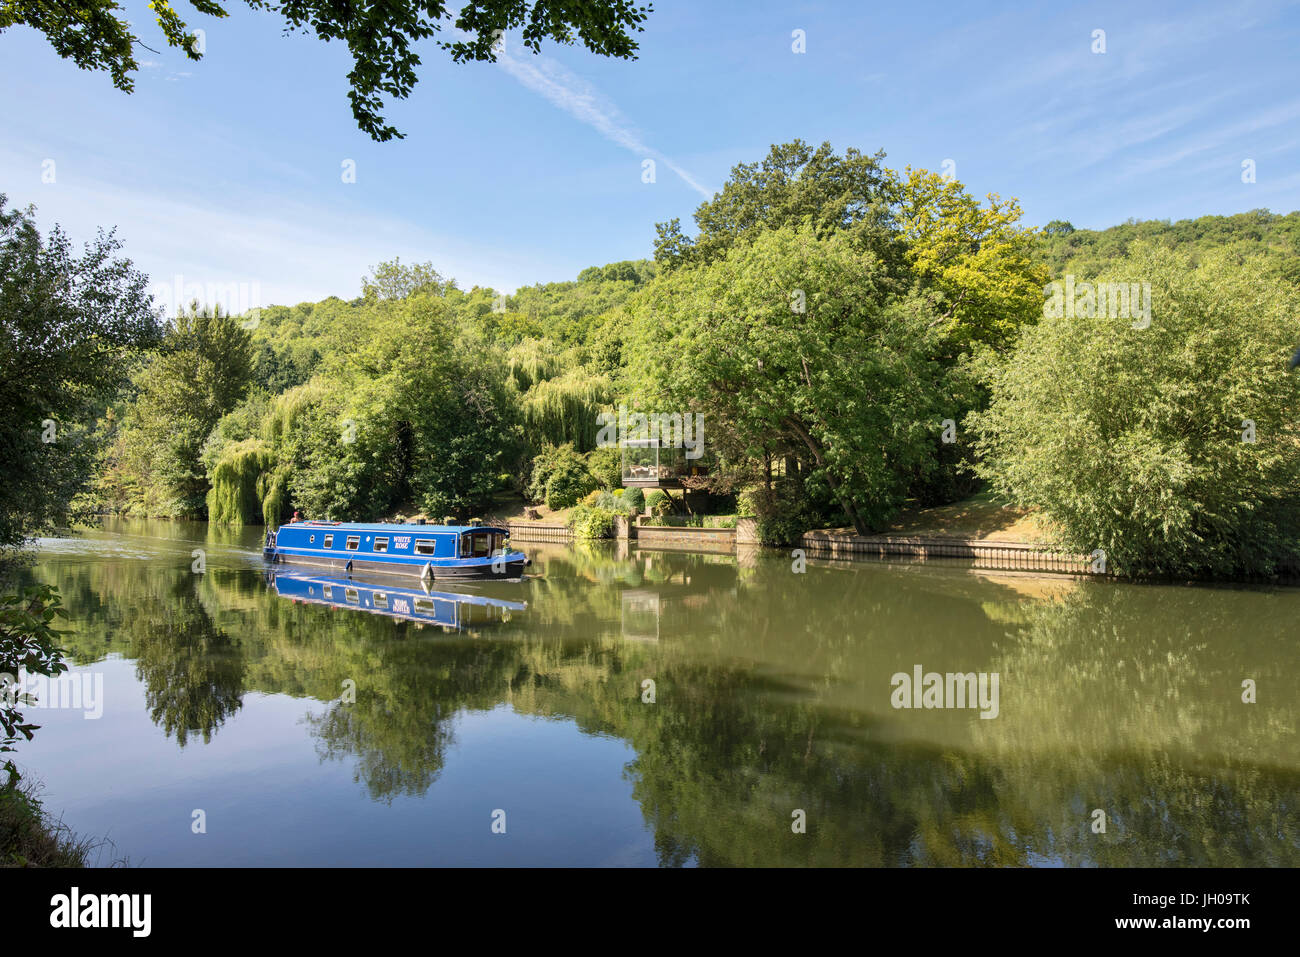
[118, 304, 254, 517]
[969, 245, 1300, 578]
[653, 140, 899, 271]
[0, 195, 161, 551]
[896, 168, 1047, 353]
[361, 259, 454, 301]
[630, 225, 953, 535]
[1, 0, 654, 141]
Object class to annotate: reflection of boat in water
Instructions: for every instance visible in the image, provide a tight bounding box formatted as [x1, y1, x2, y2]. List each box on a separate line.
[269, 569, 527, 631]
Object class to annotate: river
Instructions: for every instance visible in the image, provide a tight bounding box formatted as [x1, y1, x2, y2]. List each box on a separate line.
[13, 519, 1298, 866]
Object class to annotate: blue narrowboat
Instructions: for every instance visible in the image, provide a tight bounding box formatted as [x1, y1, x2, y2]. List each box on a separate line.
[269, 569, 527, 630]
[263, 521, 529, 581]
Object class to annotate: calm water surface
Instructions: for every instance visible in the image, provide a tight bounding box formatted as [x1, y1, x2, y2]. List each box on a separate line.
[16, 519, 1299, 866]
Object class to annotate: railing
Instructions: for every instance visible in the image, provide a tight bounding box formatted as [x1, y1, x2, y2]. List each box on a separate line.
[496, 521, 571, 543]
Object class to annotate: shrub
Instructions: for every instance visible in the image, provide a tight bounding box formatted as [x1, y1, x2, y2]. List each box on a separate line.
[620, 486, 644, 512]
[742, 480, 823, 546]
[645, 489, 671, 515]
[567, 504, 615, 539]
[735, 487, 760, 517]
[528, 443, 598, 510]
[969, 245, 1300, 578]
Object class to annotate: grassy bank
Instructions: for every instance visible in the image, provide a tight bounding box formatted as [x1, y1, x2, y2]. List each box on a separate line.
[875, 491, 1050, 543]
[0, 777, 93, 867]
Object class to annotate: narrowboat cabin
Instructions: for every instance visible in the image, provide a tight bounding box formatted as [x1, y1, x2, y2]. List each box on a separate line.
[264, 521, 529, 581]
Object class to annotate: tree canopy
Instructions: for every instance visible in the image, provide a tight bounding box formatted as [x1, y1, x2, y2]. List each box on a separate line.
[970, 244, 1300, 578]
[0, 195, 161, 552]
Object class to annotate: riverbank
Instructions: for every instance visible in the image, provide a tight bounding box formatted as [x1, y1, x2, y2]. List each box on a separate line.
[0, 776, 92, 867]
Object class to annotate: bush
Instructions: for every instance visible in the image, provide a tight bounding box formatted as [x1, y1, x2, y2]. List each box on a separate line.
[969, 245, 1300, 578]
[735, 487, 760, 517]
[567, 504, 615, 539]
[644, 489, 671, 515]
[741, 480, 824, 546]
[528, 443, 599, 510]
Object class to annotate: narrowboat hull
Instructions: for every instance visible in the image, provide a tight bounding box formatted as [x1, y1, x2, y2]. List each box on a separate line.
[271, 550, 529, 580]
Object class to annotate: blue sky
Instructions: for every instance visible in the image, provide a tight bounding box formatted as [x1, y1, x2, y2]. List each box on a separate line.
[2, 0, 1298, 308]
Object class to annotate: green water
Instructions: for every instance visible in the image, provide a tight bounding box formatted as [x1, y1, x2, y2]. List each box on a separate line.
[15, 518, 1299, 866]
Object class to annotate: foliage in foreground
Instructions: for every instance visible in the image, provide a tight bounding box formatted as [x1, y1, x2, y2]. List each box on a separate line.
[969, 245, 1300, 578]
[0, 775, 93, 867]
[3, 0, 655, 142]
[1, 585, 69, 767]
[0, 583, 89, 866]
[0, 195, 161, 552]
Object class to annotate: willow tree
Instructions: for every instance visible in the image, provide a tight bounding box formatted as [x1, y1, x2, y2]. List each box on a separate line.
[206, 438, 276, 525]
[505, 339, 564, 393]
[520, 371, 613, 452]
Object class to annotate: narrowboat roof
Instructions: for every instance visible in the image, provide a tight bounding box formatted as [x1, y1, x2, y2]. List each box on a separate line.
[284, 521, 505, 535]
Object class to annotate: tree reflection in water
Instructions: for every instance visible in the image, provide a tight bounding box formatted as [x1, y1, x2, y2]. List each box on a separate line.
[29, 521, 1300, 866]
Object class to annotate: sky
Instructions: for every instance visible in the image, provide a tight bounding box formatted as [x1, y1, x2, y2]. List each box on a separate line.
[2, 0, 1298, 309]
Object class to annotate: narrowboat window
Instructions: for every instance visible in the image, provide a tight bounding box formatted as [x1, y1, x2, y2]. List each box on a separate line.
[322, 585, 332, 599]
[471, 533, 493, 558]
[373, 592, 388, 608]
[415, 539, 435, 556]
[414, 598, 434, 613]
[323, 534, 333, 548]
[345, 536, 360, 550]
[374, 537, 389, 553]
[345, 588, 359, 603]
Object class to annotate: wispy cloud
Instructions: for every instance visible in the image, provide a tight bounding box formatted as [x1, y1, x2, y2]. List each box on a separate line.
[495, 44, 713, 200]
[0, 144, 547, 305]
